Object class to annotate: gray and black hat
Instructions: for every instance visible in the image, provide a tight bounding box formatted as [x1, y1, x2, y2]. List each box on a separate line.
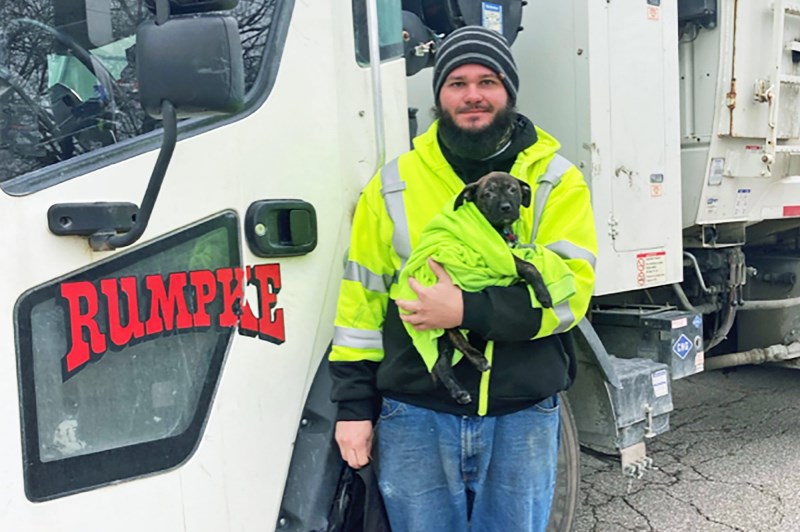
[432, 25, 519, 104]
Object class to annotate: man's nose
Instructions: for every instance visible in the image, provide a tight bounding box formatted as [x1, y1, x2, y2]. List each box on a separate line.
[464, 84, 484, 102]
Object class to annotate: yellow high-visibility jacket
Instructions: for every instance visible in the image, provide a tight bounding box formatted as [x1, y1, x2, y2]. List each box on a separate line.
[330, 120, 597, 420]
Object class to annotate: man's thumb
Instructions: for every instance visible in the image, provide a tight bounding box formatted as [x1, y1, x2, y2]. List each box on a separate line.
[428, 258, 452, 284]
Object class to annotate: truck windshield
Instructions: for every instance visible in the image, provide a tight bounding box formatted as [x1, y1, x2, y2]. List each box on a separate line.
[0, 0, 277, 184]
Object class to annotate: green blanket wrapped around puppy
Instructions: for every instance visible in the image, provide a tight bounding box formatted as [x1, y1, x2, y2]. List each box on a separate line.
[394, 197, 576, 373]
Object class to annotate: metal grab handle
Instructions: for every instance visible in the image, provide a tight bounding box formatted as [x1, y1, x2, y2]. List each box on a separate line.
[366, 0, 386, 174]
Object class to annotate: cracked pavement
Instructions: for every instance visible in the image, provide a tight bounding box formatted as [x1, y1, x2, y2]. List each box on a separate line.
[574, 365, 800, 532]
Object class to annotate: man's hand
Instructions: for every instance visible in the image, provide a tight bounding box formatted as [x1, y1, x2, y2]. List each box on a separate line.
[397, 259, 463, 331]
[335, 420, 373, 469]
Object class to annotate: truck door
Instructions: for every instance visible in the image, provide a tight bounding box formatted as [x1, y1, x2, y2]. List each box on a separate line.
[0, 0, 407, 529]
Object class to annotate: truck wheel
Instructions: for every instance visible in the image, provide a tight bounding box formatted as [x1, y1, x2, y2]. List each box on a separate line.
[546, 392, 581, 531]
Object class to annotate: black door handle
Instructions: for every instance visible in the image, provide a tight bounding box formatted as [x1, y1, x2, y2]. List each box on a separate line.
[245, 200, 317, 257]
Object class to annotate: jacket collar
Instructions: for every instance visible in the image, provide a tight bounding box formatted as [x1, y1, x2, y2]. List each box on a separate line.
[411, 115, 562, 183]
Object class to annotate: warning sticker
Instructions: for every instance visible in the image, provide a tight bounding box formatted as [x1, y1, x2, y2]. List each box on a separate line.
[647, 6, 660, 20]
[671, 317, 687, 329]
[735, 188, 751, 217]
[652, 369, 668, 398]
[695, 350, 705, 372]
[784, 205, 800, 217]
[708, 158, 725, 186]
[650, 173, 663, 195]
[636, 251, 667, 287]
[481, 2, 503, 33]
[705, 197, 719, 216]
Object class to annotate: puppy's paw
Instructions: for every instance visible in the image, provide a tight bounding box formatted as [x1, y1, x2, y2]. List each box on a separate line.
[454, 391, 472, 405]
[536, 288, 553, 309]
[476, 359, 491, 372]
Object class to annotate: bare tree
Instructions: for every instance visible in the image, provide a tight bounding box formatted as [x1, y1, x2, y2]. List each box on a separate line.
[0, 0, 277, 183]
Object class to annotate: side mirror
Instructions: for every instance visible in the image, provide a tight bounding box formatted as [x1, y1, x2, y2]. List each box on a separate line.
[402, 11, 440, 76]
[50, 0, 245, 250]
[137, 15, 244, 118]
[401, 0, 524, 77]
[145, 0, 239, 15]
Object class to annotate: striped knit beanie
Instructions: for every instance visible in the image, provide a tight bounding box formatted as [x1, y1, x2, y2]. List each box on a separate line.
[432, 25, 519, 104]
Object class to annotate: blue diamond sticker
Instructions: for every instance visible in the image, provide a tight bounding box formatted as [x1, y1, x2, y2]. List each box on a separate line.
[673, 333, 693, 359]
[693, 315, 702, 329]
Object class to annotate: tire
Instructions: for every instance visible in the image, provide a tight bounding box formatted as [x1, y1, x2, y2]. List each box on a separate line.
[546, 392, 581, 531]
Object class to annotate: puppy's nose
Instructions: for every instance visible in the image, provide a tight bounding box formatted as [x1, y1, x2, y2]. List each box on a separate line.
[499, 202, 513, 213]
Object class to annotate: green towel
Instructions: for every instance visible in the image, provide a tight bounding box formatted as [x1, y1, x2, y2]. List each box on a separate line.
[395, 198, 576, 372]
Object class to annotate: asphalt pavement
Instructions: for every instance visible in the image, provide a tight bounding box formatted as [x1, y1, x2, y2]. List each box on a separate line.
[574, 365, 800, 532]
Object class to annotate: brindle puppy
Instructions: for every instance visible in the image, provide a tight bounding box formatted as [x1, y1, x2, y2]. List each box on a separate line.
[433, 171, 553, 405]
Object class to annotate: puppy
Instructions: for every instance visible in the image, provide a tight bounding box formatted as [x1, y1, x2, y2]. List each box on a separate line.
[433, 171, 553, 405]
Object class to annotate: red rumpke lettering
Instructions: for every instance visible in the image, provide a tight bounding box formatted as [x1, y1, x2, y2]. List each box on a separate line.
[59, 265, 285, 376]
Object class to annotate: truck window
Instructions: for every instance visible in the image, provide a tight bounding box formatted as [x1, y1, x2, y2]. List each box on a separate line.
[0, 0, 285, 192]
[352, 0, 403, 66]
[15, 212, 240, 501]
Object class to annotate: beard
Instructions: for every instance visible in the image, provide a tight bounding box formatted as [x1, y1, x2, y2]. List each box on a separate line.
[434, 103, 516, 160]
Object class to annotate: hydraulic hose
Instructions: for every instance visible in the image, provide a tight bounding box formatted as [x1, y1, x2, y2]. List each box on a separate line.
[705, 341, 800, 370]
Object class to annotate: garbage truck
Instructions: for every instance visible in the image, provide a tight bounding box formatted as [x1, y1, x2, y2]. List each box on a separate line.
[1, 0, 798, 529]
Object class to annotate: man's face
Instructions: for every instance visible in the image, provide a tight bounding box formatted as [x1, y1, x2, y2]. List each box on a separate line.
[438, 64, 509, 132]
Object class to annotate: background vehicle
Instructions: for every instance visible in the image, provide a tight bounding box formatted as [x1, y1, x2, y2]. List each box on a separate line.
[1, 0, 798, 530]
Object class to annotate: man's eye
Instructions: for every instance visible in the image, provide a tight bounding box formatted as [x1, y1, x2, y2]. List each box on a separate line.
[481, 79, 498, 86]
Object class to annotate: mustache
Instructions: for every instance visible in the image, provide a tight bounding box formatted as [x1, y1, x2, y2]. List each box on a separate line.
[434, 104, 517, 160]
[456, 104, 493, 114]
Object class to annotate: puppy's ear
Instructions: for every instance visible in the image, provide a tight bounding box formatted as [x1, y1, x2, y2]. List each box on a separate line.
[454, 183, 479, 210]
[518, 179, 532, 208]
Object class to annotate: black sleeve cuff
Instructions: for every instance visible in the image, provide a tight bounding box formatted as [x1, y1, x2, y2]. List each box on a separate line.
[461, 290, 492, 336]
[461, 283, 543, 341]
[329, 360, 381, 422]
[336, 399, 378, 423]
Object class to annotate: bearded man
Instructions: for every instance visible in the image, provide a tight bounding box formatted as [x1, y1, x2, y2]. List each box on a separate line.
[329, 25, 597, 532]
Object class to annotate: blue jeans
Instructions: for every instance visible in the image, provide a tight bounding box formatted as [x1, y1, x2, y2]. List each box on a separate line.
[376, 396, 561, 532]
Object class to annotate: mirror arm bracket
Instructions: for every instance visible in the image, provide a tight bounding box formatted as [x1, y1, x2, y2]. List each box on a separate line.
[155, 0, 170, 25]
[46, 0, 242, 252]
[93, 100, 177, 251]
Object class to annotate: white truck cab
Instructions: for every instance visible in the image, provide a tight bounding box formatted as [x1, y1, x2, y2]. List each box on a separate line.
[2, 1, 799, 530]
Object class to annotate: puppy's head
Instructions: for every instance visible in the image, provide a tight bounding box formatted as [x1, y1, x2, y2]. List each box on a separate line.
[454, 172, 532, 228]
